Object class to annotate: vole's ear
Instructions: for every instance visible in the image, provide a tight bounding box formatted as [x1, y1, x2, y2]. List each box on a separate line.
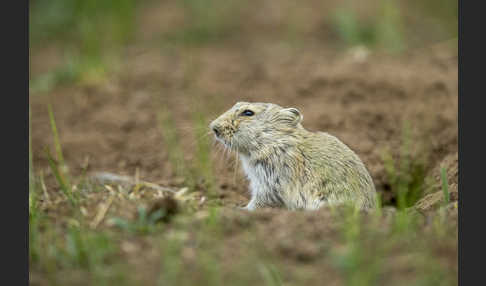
[278, 107, 303, 126]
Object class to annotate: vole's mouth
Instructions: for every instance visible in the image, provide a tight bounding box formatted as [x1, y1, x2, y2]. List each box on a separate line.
[212, 133, 234, 150]
[214, 136, 230, 148]
[212, 130, 226, 145]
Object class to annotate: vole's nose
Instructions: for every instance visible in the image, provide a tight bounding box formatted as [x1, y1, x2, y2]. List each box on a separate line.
[212, 126, 221, 137]
[210, 122, 221, 137]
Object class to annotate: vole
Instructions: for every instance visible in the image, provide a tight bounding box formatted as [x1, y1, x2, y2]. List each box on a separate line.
[209, 102, 377, 210]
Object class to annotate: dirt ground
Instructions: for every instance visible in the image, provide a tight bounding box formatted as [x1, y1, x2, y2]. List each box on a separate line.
[29, 1, 458, 285]
[30, 43, 458, 205]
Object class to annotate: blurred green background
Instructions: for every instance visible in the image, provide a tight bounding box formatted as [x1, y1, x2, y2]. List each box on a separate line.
[30, 0, 457, 92]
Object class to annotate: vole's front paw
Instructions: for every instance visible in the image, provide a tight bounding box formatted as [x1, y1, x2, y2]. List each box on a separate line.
[238, 204, 255, 211]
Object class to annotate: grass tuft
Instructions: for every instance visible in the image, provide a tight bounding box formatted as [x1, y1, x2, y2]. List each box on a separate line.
[109, 206, 164, 235]
[64, 227, 117, 271]
[46, 103, 76, 205]
[46, 148, 76, 205]
[331, 205, 382, 286]
[381, 123, 431, 209]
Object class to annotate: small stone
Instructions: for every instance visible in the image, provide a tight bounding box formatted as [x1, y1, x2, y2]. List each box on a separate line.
[146, 196, 179, 223]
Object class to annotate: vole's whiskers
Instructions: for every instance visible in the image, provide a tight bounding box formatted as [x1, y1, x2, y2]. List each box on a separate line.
[233, 151, 239, 185]
[223, 142, 231, 163]
[214, 143, 226, 167]
[215, 141, 227, 165]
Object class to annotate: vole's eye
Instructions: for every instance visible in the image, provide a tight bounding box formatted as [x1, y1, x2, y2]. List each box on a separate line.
[241, 110, 254, 116]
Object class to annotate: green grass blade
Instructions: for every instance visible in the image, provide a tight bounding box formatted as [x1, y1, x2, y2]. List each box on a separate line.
[259, 263, 283, 286]
[440, 167, 450, 204]
[47, 104, 66, 165]
[47, 103, 72, 189]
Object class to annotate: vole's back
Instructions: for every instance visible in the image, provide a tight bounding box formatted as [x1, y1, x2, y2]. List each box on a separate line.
[305, 131, 377, 209]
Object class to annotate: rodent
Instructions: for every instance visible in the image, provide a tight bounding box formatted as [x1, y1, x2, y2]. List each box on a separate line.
[209, 102, 377, 211]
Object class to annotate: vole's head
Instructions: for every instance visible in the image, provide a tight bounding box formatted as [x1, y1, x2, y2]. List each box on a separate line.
[209, 102, 303, 154]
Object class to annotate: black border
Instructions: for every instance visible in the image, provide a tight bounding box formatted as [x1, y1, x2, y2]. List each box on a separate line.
[459, 0, 484, 285]
[3, 0, 29, 285]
